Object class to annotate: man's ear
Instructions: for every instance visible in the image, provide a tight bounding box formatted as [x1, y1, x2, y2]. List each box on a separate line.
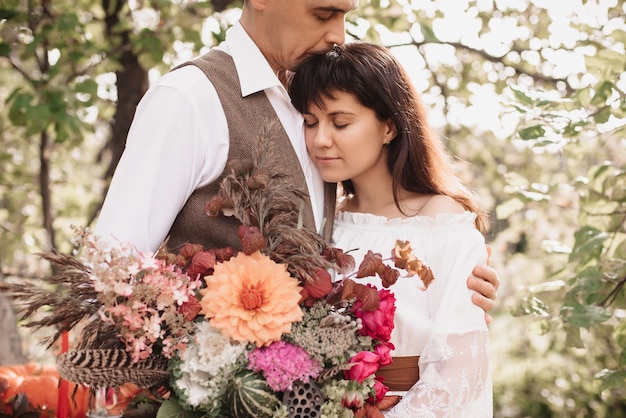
[247, 0, 268, 10]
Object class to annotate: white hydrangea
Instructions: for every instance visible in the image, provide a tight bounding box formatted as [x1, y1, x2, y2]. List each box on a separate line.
[173, 321, 248, 411]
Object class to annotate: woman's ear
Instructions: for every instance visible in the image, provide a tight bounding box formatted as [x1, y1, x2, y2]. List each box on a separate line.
[384, 119, 397, 144]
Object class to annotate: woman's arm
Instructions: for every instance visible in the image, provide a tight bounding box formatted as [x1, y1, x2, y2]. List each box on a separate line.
[384, 226, 493, 417]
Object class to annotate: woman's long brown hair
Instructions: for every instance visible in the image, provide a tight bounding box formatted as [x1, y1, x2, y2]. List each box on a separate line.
[289, 42, 488, 234]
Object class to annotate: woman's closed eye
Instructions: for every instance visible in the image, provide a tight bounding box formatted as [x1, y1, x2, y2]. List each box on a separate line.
[303, 117, 318, 128]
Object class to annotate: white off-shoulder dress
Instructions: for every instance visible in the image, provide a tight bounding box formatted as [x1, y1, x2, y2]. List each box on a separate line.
[332, 211, 493, 418]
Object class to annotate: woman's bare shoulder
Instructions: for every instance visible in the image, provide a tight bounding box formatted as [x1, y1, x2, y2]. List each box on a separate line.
[412, 194, 465, 217]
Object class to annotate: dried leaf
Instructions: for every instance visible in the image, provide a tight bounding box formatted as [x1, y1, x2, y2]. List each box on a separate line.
[363, 403, 386, 418]
[356, 251, 384, 278]
[375, 395, 402, 411]
[358, 287, 380, 312]
[323, 247, 356, 274]
[302, 268, 333, 298]
[418, 264, 435, 290]
[378, 265, 400, 288]
[179, 295, 202, 322]
[347, 281, 379, 312]
[186, 251, 216, 277]
[178, 243, 203, 260]
[391, 240, 413, 270]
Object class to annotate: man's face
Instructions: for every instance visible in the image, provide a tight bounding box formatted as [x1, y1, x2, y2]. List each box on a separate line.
[259, 0, 358, 72]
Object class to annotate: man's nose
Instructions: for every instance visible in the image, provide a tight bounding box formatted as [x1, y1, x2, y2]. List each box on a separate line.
[324, 18, 346, 46]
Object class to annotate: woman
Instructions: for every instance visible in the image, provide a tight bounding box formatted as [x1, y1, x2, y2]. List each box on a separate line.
[289, 43, 492, 417]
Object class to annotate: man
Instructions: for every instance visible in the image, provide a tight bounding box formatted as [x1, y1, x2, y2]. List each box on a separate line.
[95, 0, 499, 315]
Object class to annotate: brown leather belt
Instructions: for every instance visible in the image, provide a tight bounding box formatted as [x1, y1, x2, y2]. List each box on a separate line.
[376, 355, 420, 391]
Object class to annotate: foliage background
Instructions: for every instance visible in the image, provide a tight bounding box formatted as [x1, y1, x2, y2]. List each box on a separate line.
[1, 0, 625, 416]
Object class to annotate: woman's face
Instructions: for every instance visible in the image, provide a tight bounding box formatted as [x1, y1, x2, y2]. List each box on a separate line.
[303, 91, 396, 184]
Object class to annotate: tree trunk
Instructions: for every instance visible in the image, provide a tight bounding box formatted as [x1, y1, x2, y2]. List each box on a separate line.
[0, 265, 26, 365]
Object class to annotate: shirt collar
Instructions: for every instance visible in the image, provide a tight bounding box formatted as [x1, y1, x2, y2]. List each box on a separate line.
[222, 22, 282, 97]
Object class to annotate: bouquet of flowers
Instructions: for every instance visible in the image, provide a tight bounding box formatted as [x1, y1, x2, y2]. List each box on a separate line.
[2, 121, 432, 418]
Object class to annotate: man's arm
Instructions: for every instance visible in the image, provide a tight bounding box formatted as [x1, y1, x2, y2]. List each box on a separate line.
[467, 246, 500, 324]
[95, 67, 229, 252]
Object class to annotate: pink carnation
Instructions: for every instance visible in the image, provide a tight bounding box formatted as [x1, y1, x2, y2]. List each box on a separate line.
[247, 341, 321, 391]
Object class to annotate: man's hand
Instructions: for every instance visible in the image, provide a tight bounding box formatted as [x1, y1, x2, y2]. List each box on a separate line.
[467, 246, 500, 324]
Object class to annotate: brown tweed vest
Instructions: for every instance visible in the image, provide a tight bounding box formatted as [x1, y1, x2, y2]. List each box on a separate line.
[166, 49, 336, 252]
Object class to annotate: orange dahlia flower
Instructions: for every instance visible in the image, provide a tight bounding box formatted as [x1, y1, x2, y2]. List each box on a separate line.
[199, 251, 303, 347]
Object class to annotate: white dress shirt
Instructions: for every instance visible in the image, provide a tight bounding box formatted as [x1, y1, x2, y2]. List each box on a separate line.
[95, 23, 324, 252]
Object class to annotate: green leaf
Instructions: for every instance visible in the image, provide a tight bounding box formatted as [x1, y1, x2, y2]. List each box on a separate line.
[510, 85, 535, 105]
[0, 43, 9, 57]
[495, 197, 524, 219]
[563, 303, 611, 328]
[573, 87, 592, 107]
[585, 49, 626, 77]
[615, 320, 626, 347]
[7, 92, 34, 126]
[593, 107, 611, 124]
[598, 369, 626, 392]
[0, 8, 19, 19]
[420, 23, 439, 43]
[511, 295, 551, 318]
[569, 226, 608, 264]
[25, 103, 52, 134]
[518, 125, 546, 140]
[571, 266, 604, 295]
[620, 347, 626, 367]
[562, 120, 588, 138]
[591, 81, 614, 106]
[156, 400, 203, 418]
[564, 324, 584, 348]
[518, 190, 550, 202]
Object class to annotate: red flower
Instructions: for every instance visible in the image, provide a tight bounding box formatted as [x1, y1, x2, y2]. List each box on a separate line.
[345, 351, 380, 383]
[373, 342, 394, 367]
[368, 376, 388, 404]
[353, 287, 396, 342]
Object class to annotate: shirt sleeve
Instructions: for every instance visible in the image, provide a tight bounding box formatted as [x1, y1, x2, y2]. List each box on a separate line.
[95, 66, 229, 252]
[385, 226, 493, 417]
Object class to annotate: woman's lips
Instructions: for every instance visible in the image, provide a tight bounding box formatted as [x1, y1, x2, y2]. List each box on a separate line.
[316, 156, 339, 164]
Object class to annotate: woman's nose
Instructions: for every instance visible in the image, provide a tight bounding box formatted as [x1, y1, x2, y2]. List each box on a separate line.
[311, 124, 333, 148]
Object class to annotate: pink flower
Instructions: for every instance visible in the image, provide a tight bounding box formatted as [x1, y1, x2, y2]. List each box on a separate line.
[247, 341, 321, 391]
[344, 351, 380, 383]
[374, 342, 394, 367]
[353, 287, 396, 342]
